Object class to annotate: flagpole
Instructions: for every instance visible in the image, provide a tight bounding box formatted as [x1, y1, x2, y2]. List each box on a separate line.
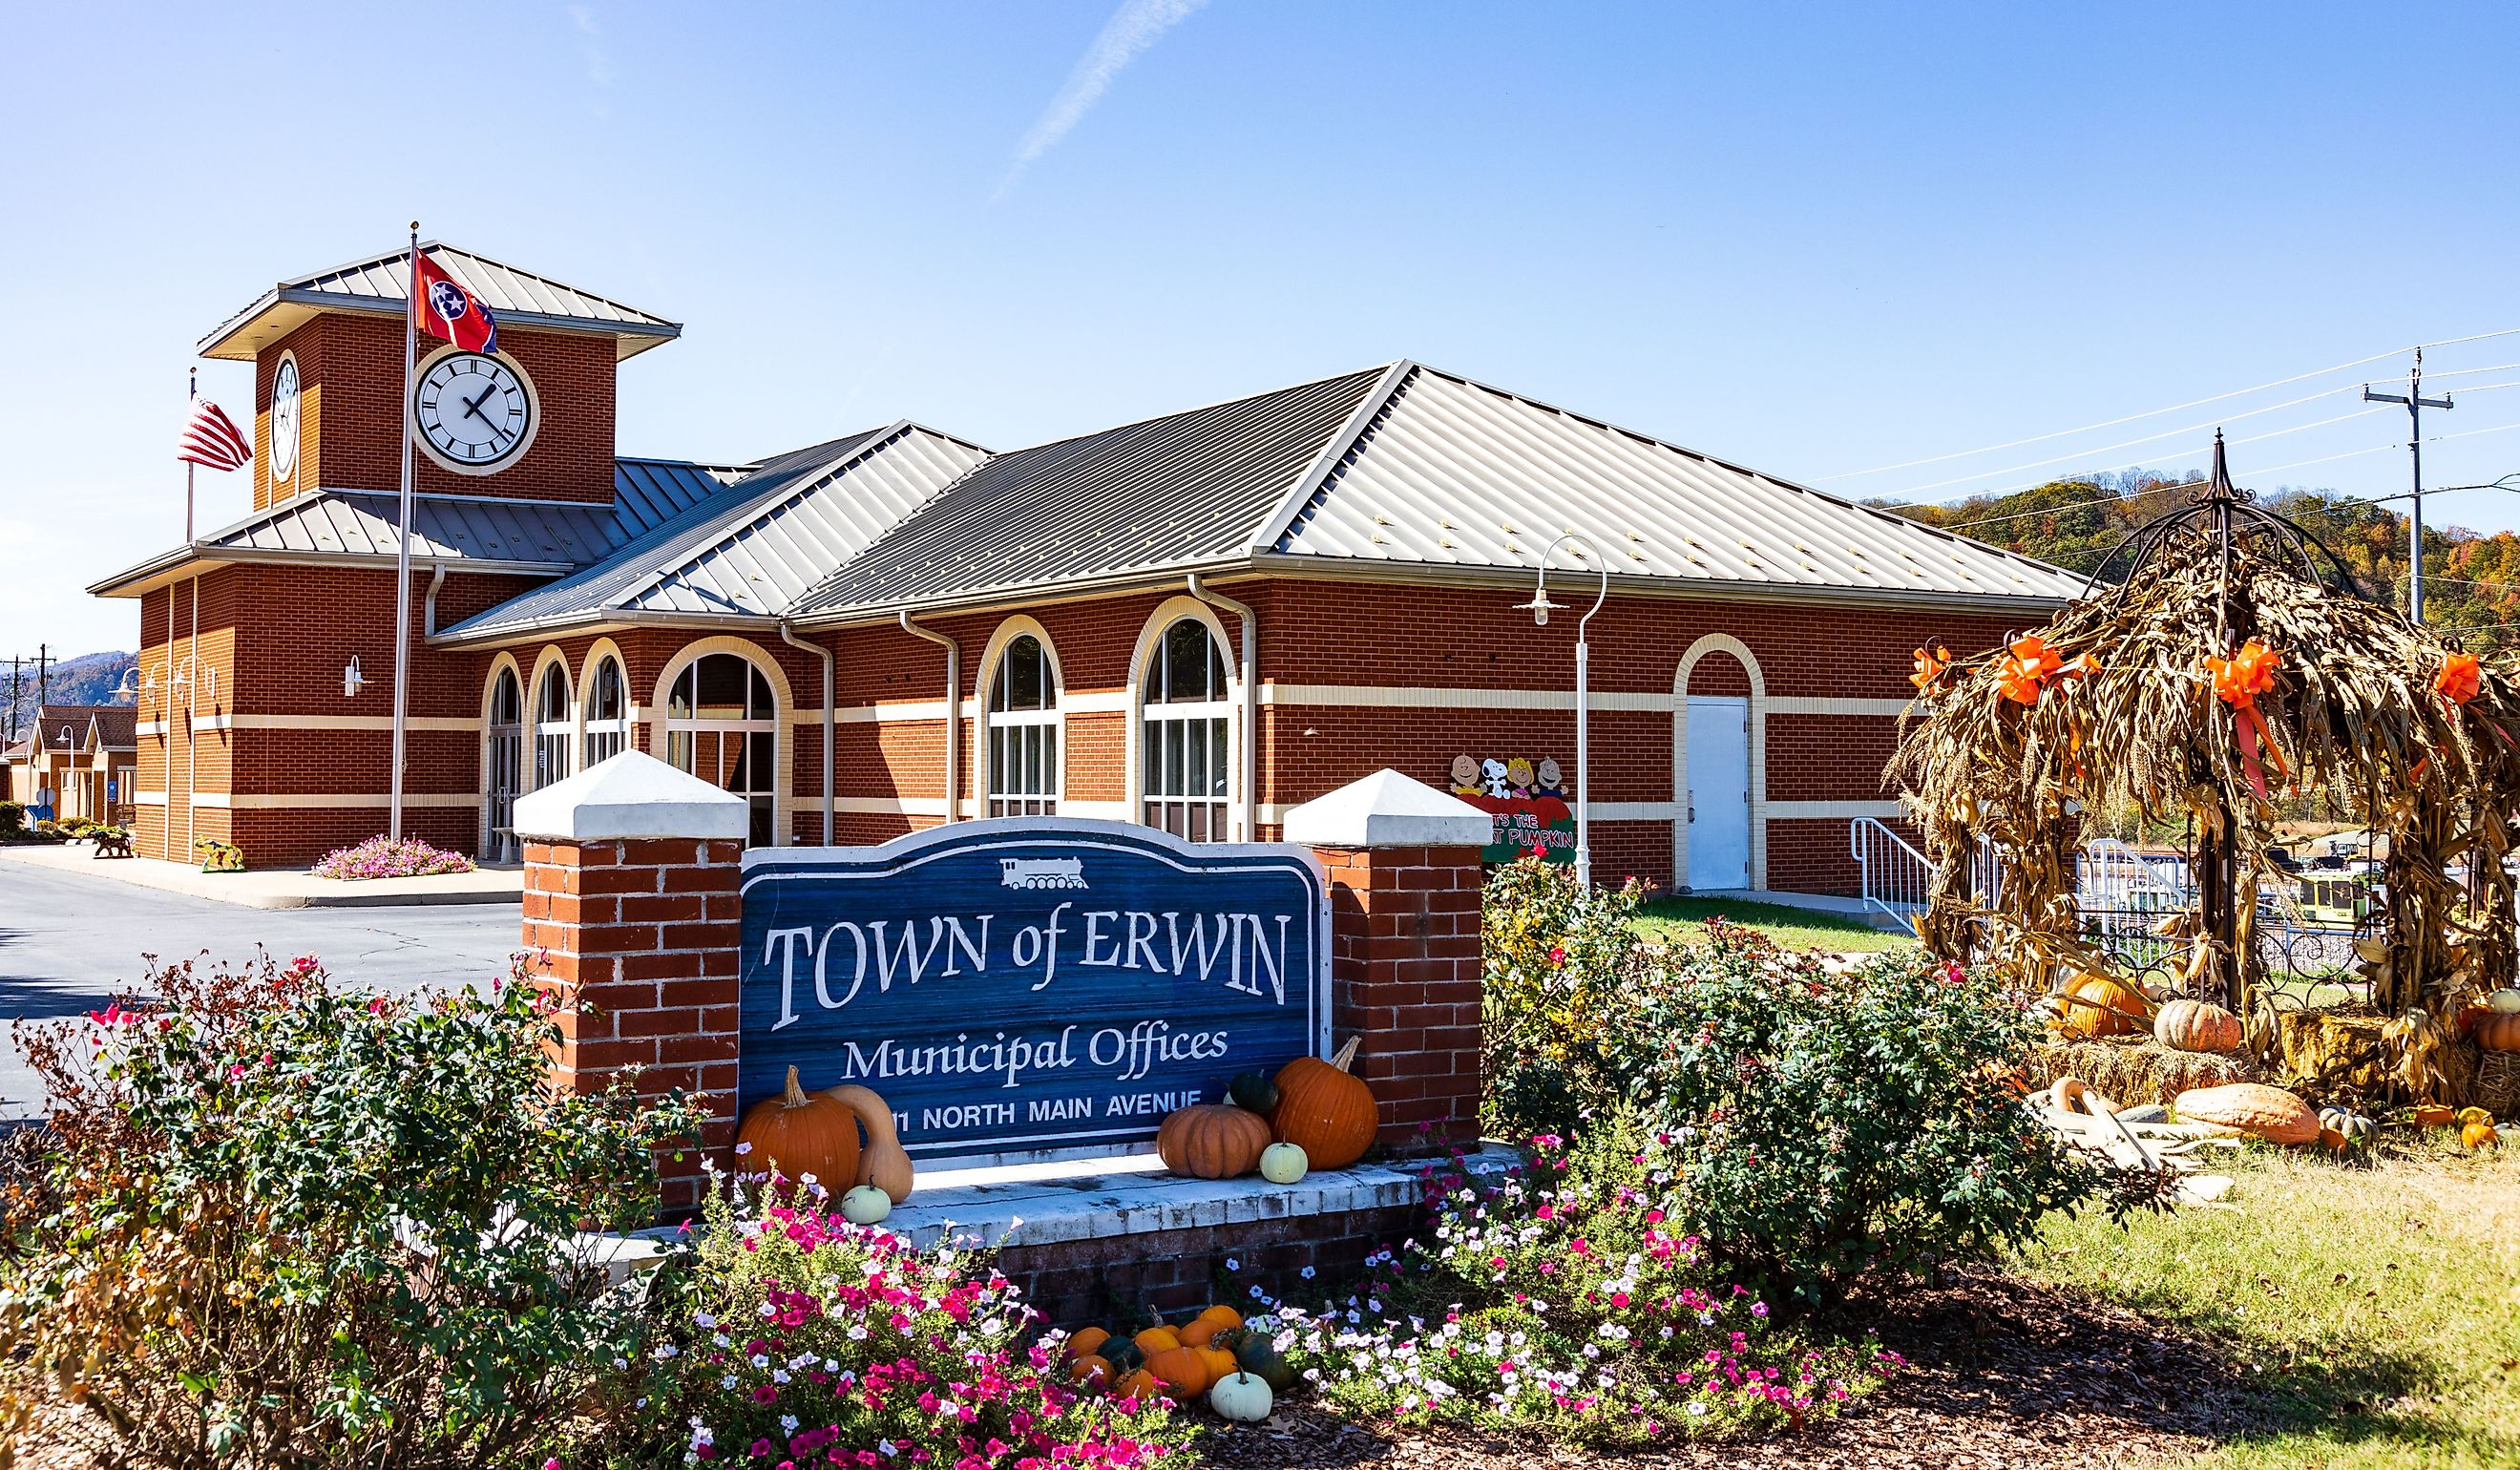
[390, 221, 418, 841]
[185, 368, 196, 543]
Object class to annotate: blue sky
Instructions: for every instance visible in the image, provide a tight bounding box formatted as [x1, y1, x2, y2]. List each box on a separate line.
[8, 1, 2520, 655]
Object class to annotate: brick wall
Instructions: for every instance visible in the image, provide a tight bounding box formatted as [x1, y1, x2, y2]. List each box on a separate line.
[1314, 844, 1484, 1151]
[523, 835, 744, 1213]
[991, 1203, 1422, 1330]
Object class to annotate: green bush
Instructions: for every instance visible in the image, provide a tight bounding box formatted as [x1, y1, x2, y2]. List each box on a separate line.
[54, 816, 95, 837]
[0, 802, 22, 838]
[1480, 855, 1647, 1139]
[0, 953, 701, 1469]
[1625, 923, 2110, 1301]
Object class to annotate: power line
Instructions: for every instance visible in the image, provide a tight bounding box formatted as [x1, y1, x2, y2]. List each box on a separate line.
[1814, 328, 2520, 484]
[1889, 403, 2389, 500]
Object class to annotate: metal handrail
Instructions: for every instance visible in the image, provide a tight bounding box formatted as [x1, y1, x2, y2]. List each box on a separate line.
[1851, 817, 1932, 933]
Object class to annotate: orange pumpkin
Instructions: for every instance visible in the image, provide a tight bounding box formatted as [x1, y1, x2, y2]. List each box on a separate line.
[1156, 1103, 1273, 1180]
[2476, 1013, 2520, 1052]
[1271, 1037, 1377, 1170]
[2053, 974, 2149, 1040]
[2153, 998, 2243, 1054]
[735, 1066, 863, 1186]
[1178, 1316, 1231, 1350]
[1114, 1369, 1164, 1403]
[1197, 1305, 1243, 1332]
[2174, 1083, 2320, 1145]
[1197, 1345, 1238, 1384]
[1131, 1327, 1181, 1358]
[1145, 1346, 1215, 1396]
[2464, 1120, 2502, 1150]
[1068, 1354, 1112, 1389]
[2415, 1103, 2457, 1127]
[1065, 1327, 1110, 1362]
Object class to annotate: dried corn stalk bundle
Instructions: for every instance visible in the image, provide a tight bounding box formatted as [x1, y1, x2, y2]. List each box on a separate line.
[1887, 484, 2520, 1104]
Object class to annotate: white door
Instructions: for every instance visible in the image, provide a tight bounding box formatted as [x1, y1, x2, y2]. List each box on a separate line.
[1687, 695, 1750, 890]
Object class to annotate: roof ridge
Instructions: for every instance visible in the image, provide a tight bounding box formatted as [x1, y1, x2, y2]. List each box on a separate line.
[277, 239, 676, 327]
[1245, 360, 1416, 554]
[978, 362, 1396, 460]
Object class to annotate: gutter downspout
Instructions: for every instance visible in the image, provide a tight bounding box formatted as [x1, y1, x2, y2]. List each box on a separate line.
[898, 613, 960, 825]
[421, 563, 448, 639]
[779, 620, 835, 845]
[1185, 575, 1258, 841]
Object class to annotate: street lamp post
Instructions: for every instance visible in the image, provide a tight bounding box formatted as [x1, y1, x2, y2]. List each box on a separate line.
[1517, 534, 1609, 888]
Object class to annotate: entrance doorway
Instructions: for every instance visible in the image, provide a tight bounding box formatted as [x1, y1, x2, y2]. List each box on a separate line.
[1687, 695, 1750, 890]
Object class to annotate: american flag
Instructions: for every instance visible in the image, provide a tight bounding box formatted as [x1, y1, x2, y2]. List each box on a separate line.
[178, 397, 251, 472]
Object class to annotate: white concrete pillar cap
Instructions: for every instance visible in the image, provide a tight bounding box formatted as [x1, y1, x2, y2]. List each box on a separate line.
[512, 750, 750, 842]
[1282, 767, 1492, 848]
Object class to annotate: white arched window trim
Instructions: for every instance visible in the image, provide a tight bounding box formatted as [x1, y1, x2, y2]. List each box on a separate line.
[650, 636, 792, 848]
[976, 616, 1064, 818]
[528, 648, 575, 793]
[480, 653, 526, 858]
[1671, 633, 1769, 892]
[1125, 597, 1240, 842]
[578, 639, 632, 767]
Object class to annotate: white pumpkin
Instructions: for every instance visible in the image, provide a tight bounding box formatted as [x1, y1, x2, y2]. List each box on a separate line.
[839, 1185, 892, 1225]
[1259, 1143, 1309, 1185]
[1209, 1370, 1273, 1422]
[2486, 987, 2520, 1016]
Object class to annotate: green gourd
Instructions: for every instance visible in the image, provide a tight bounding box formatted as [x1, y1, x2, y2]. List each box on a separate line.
[1228, 1071, 1280, 1114]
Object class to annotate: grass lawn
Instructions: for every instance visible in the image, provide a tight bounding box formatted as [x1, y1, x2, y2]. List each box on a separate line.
[1631, 894, 1920, 953]
[2019, 1133, 2520, 1467]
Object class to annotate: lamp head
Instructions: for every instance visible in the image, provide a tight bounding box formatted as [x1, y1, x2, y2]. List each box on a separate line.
[1516, 590, 1564, 626]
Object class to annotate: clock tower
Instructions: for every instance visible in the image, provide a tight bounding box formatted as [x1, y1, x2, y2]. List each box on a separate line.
[195, 242, 680, 511]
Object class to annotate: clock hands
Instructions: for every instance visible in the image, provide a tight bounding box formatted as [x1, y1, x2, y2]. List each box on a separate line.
[460, 383, 514, 444]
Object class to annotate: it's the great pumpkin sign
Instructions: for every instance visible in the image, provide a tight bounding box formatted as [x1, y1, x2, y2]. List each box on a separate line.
[739, 820, 1330, 1167]
[1447, 753, 1574, 863]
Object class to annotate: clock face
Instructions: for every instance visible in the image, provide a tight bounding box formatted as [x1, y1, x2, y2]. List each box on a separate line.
[269, 353, 300, 482]
[412, 350, 537, 473]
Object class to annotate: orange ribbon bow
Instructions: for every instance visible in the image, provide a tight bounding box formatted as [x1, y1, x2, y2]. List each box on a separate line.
[2203, 639, 2286, 797]
[2435, 651, 2481, 706]
[1910, 644, 1952, 696]
[1995, 633, 2063, 706]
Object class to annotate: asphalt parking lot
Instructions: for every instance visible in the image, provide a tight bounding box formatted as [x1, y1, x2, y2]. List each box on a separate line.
[0, 862, 521, 1119]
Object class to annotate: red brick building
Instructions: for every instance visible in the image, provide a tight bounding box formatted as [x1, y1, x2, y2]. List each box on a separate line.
[90, 242, 2078, 892]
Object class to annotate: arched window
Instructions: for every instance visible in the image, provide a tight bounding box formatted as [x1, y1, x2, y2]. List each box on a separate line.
[666, 652, 777, 848]
[485, 667, 522, 855]
[584, 656, 628, 766]
[1141, 617, 1230, 840]
[986, 633, 1060, 816]
[533, 662, 574, 790]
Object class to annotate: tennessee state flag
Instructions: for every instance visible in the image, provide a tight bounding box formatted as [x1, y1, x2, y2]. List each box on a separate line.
[410, 249, 499, 353]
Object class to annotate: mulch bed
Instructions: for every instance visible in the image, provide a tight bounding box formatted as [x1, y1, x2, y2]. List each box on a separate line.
[1201, 1268, 2288, 1470]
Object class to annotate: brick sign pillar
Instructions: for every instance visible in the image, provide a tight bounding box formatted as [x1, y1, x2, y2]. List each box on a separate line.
[1283, 769, 1493, 1156]
[513, 751, 751, 1213]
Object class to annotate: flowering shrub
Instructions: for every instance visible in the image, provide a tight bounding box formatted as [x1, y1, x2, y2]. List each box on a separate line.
[0, 953, 700, 1469]
[607, 1178, 1192, 1470]
[1480, 855, 1647, 1140]
[1265, 1131, 1888, 1448]
[1627, 923, 2115, 1300]
[312, 833, 476, 880]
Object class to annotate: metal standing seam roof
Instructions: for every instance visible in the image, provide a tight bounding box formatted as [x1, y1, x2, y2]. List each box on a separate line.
[435, 424, 990, 641]
[786, 361, 2082, 619]
[199, 241, 682, 361]
[614, 457, 749, 540]
[194, 491, 624, 569]
[1273, 365, 2087, 600]
[788, 367, 1393, 615]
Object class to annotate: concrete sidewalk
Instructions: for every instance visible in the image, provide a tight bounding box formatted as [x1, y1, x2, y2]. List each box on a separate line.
[0, 842, 521, 910]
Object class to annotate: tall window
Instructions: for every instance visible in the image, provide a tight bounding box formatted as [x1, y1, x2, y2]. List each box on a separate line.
[584, 655, 628, 766]
[533, 662, 574, 790]
[1141, 617, 1230, 840]
[667, 652, 777, 848]
[485, 667, 522, 853]
[986, 634, 1060, 816]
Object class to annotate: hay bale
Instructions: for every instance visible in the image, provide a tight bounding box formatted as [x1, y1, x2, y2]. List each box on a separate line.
[2026, 1036, 2256, 1106]
[2263, 1007, 2394, 1109]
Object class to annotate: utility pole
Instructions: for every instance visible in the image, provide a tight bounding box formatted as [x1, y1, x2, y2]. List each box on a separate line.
[6, 655, 17, 744]
[35, 644, 46, 709]
[2365, 349, 2454, 623]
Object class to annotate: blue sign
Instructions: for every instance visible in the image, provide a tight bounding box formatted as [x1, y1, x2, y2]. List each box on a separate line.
[739, 819, 1330, 1167]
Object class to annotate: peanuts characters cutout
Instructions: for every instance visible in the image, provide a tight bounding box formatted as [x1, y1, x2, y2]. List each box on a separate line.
[1446, 753, 1575, 863]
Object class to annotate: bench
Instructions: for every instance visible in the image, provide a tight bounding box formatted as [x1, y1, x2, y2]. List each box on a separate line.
[92, 831, 134, 860]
